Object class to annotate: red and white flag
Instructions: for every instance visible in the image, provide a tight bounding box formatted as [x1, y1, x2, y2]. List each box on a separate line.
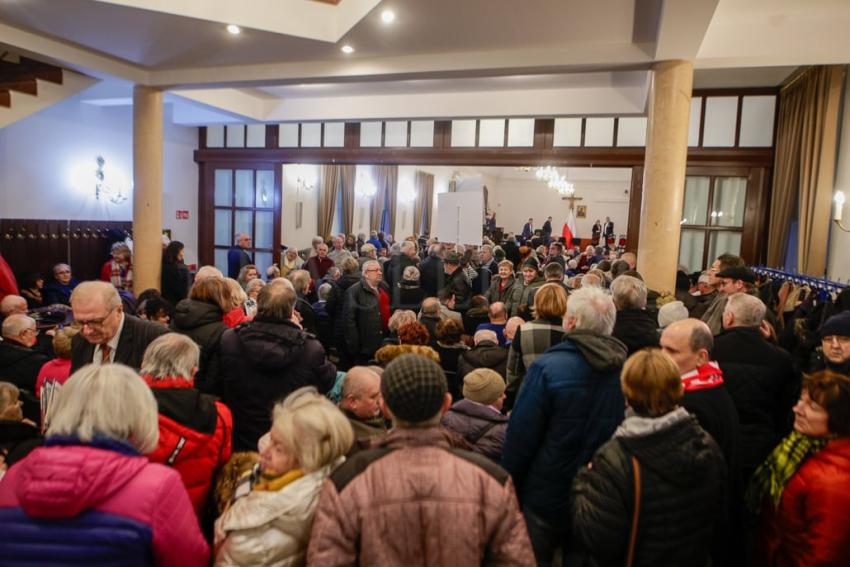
[562, 208, 577, 243]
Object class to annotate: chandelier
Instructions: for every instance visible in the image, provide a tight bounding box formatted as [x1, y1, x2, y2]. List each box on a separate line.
[94, 156, 129, 204]
[535, 166, 575, 197]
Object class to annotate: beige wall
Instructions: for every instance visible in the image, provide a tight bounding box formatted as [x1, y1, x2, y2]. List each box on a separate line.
[828, 70, 850, 282]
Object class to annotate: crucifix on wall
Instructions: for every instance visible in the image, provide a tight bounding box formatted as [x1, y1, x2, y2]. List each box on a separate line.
[562, 193, 584, 210]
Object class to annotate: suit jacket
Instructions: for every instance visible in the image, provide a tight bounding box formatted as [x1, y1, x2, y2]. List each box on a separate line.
[542, 220, 552, 236]
[602, 221, 614, 237]
[70, 314, 169, 373]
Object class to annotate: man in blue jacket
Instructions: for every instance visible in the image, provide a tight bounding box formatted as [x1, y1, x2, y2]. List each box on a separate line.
[502, 286, 627, 566]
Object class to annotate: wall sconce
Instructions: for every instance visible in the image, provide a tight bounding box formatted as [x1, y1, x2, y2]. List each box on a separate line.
[834, 191, 848, 232]
[94, 156, 129, 204]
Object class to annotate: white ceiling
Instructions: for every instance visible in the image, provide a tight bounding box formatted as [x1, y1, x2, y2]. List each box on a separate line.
[1, 0, 848, 123]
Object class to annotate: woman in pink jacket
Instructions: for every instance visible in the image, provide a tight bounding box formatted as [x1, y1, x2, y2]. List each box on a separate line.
[0, 363, 209, 567]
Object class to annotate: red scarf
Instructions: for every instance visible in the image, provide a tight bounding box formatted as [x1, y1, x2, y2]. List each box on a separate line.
[681, 361, 724, 392]
[140, 375, 195, 389]
[378, 287, 391, 331]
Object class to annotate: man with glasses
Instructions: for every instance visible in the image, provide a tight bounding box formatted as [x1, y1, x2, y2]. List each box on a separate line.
[43, 263, 79, 306]
[343, 260, 390, 365]
[813, 311, 850, 375]
[70, 281, 167, 372]
[227, 233, 253, 279]
[0, 314, 49, 397]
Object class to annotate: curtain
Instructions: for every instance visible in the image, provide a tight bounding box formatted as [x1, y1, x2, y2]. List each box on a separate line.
[384, 166, 398, 237]
[413, 170, 435, 236]
[767, 66, 844, 275]
[340, 165, 356, 236]
[370, 165, 398, 233]
[318, 165, 340, 239]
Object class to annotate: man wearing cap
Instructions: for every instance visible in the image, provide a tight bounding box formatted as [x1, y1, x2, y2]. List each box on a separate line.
[308, 354, 535, 565]
[442, 368, 509, 461]
[443, 251, 472, 310]
[811, 311, 850, 374]
[690, 271, 716, 318]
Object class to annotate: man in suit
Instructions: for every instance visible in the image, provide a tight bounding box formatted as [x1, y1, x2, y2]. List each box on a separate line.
[602, 216, 614, 240]
[70, 281, 168, 372]
[542, 216, 553, 245]
[227, 233, 253, 278]
[521, 218, 534, 243]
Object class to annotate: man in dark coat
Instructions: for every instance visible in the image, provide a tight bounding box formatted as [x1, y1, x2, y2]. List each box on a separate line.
[0, 315, 49, 399]
[502, 234, 521, 268]
[384, 241, 417, 302]
[419, 244, 445, 297]
[541, 216, 553, 245]
[227, 233, 253, 279]
[70, 281, 168, 373]
[602, 216, 614, 239]
[521, 218, 534, 243]
[443, 252, 471, 310]
[42, 263, 79, 306]
[457, 330, 508, 380]
[221, 279, 336, 452]
[610, 275, 659, 355]
[343, 261, 390, 365]
[713, 293, 799, 480]
[502, 287, 628, 564]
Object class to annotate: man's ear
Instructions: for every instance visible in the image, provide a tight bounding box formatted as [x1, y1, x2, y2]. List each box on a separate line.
[380, 398, 394, 421]
[439, 392, 453, 416]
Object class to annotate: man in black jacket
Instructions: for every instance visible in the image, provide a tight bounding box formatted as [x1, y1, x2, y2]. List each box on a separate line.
[343, 261, 389, 365]
[70, 281, 167, 372]
[610, 275, 659, 355]
[541, 216, 553, 245]
[0, 315, 49, 422]
[221, 279, 335, 451]
[714, 293, 799, 481]
[419, 244, 445, 297]
[443, 252, 471, 311]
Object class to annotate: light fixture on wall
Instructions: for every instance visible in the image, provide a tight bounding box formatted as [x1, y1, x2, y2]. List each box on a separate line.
[94, 156, 129, 204]
[834, 191, 849, 232]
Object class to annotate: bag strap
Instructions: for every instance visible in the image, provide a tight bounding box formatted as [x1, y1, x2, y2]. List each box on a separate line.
[626, 455, 642, 567]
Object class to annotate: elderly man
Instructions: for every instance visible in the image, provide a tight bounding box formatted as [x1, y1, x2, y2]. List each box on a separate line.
[338, 366, 387, 440]
[457, 329, 508, 380]
[227, 233, 252, 279]
[700, 253, 747, 335]
[713, 293, 798, 481]
[610, 274, 659, 355]
[42, 263, 79, 306]
[419, 243, 445, 297]
[384, 240, 417, 296]
[812, 311, 850, 374]
[419, 297, 442, 345]
[306, 242, 335, 284]
[476, 302, 508, 345]
[70, 281, 167, 373]
[193, 265, 223, 282]
[0, 314, 49, 394]
[502, 287, 628, 564]
[357, 243, 378, 269]
[0, 295, 27, 321]
[221, 279, 335, 452]
[442, 252, 471, 310]
[504, 316, 525, 345]
[308, 354, 535, 565]
[343, 260, 390, 365]
[691, 271, 716, 318]
[328, 235, 354, 267]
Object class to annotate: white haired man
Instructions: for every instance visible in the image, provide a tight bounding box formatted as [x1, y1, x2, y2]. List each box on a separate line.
[610, 274, 659, 355]
[0, 314, 49, 422]
[502, 286, 628, 564]
[338, 366, 386, 440]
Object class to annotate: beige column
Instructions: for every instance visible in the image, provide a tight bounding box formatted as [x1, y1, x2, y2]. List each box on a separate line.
[132, 86, 164, 292]
[637, 60, 694, 293]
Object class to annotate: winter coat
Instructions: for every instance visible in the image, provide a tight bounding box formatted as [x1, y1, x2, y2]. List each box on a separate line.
[221, 317, 336, 452]
[457, 341, 508, 381]
[383, 253, 416, 294]
[441, 399, 509, 461]
[144, 377, 233, 515]
[172, 299, 228, 395]
[215, 458, 342, 567]
[435, 341, 469, 374]
[445, 268, 472, 309]
[325, 274, 358, 356]
[42, 279, 78, 306]
[0, 439, 209, 566]
[487, 275, 516, 304]
[342, 279, 388, 358]
[509, 276, 545, 320]
[571, 409, 726, 567]
[505, 318, 564, 409]
[0, 340, 49, 392]
[701, 293, 728, 336]
[713, 327, 800, 473]
[611, 308, 660, 355]
[0, 419, 41, 469]
[502, 330, 628, 524]
[392, 281, 426, 311]
[161, 261, 190, 306]
[418, 254, 445, 297]
[307, 427, 535, 565]
[755, 437, 850, 567]
[342, 409, 388, 441]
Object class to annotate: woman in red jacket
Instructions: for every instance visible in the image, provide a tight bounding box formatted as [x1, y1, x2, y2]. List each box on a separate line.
[749, 369, 850, 566]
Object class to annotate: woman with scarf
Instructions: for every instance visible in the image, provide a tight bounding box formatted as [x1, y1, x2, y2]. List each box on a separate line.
[748, 369, 850, 566]
[280, 248, 304, 278]
[99, 241, 133, 292]
[214, 387, 353, 566]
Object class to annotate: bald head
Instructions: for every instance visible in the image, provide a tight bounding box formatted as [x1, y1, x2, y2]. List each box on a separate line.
[340, 366, 382, 419]
[1, 314, 37, 347]
[489, 302, 507, 323]
[504, 316, 525, 341]
[660, 318, 713, 375]
[194, 265, 223, 282]
[474, 329, 498, 346]
[0, 295, 27, 317]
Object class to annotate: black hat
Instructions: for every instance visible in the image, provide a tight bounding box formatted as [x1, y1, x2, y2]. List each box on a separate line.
[716, 266, 756, 284]
[522, 257, 539, 270]
[444, 251, 461, 265]
[380, 354, 447, 423]
[820, 311, 850, 339]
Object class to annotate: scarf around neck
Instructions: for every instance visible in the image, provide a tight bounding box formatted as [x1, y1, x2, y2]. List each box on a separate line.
[681, 361, 724, 392]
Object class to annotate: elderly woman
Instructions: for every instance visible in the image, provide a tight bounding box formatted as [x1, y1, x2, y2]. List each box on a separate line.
[245, 278, 265, 302]
[571, 349, 726, 566]
[214, 387, 353, 566]
[223, 278, 252, 327]
[237, 264, 260, 291]
[280, 248, 304, 278]
[434, 318, 469, 376]
[487, 260, 516, 304]
[35, 325, 80, 428]
[749, 370, 850, 566]
[505, 283, 567, 410]
[374, 321, 440, 366]
[289, 269, 317, 335]
[383, 309, 417, 345]
[140, 333, 233, 516]
[394, 265, 425, 311]
[99, 241, 133, 291]
[0, 364, 209, 564]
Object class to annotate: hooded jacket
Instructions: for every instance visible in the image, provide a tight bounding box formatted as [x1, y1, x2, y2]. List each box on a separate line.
[220, 318, 336, 452]
[172, 299, 228, 395]
[571, 409, 726, 567]
[0, 439, 209, 566]
[502, 330, 628, 524]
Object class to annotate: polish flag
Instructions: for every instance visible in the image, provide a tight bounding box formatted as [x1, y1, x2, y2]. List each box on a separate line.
[562, 208, 577, 243]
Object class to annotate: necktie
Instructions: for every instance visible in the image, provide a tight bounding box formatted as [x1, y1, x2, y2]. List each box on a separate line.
[101, 344, 112, 365]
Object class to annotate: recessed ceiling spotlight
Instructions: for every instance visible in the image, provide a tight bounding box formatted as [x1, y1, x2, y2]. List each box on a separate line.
[341, 44, 355, 54]
[381, 10, 396, 24]
[226, 24, 241, 35]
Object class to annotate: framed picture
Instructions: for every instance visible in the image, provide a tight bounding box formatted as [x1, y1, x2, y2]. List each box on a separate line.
[576, 205, 587, 219]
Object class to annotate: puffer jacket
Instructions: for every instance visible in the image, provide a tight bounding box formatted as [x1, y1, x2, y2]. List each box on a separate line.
[754, 438, 850, 567]
[441, 399, 509, 461]
[214, 458, 343, 566]
[143, 376, 233, 515]
[571, 408, 726, 567]
[172, 299, 228, 395]
[307, 427, 535, 565]
[502, 330, 628, 524]
[220, 317, 336, 452]
[0, 438, 209, 566]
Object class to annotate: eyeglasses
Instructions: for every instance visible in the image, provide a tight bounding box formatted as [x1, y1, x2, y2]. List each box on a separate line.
[22, 327, 39, 337]
[366, 268, 382, 273]
[74, 306, 117, 329]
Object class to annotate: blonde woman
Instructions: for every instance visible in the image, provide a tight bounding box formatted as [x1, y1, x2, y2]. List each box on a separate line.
[214, 387, 353, 566]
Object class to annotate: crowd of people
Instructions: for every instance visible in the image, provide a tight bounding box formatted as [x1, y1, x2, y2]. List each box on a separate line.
[0, 225, 848, 566]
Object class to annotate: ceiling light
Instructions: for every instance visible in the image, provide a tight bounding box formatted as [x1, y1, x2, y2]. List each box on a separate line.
[226, 24, 241, 35]
[341, 44, 355, 54]
[381, 10, 396, 24]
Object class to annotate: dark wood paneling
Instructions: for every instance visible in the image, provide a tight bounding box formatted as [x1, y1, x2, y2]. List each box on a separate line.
[535, 118, 554, 150]
[626, 167, 644, 253]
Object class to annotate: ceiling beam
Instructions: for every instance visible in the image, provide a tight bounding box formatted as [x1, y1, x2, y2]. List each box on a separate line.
[653, 0, 719, 60]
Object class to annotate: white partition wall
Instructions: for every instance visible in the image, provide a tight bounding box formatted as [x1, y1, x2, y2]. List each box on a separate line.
[436, 191, 484, 245]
